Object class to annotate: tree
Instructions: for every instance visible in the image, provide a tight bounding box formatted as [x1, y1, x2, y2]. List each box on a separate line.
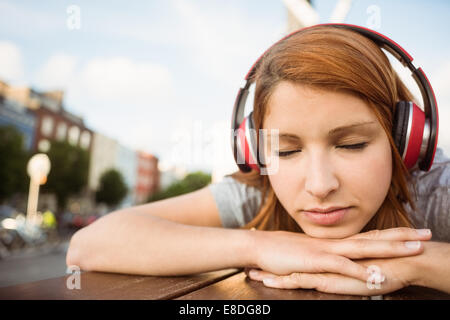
[0, 126, 29, 203]
[42, 140, 89, 211]
[182, 171, 212, 190]
[147, 171, 211, 202]
[95, 169, 128, 208]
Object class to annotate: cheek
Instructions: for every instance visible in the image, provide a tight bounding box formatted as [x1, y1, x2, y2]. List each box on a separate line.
[267, 165, 298, 209]
[346, 138, 393, 211]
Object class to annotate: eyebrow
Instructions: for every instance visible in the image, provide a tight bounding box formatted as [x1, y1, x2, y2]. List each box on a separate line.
[275, 121, 377, 142]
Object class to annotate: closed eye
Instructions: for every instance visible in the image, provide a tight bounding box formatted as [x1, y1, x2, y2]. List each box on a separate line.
[276, 149, 301, 157]
[337, 142, 368, 150]
[276, 142, 368, 158]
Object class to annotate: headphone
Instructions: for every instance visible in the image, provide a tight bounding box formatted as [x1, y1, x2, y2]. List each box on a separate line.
[231, 23, 439, 174]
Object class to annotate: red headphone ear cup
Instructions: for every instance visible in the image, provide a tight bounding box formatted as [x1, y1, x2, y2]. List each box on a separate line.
[404, 103, 426, 169]
[247, 111, 260, 164]
[237, 115, 259, 172]
[393, 101, 426, 170]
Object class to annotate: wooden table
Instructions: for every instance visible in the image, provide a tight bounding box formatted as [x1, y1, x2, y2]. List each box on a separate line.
[1, 269, 449, 300]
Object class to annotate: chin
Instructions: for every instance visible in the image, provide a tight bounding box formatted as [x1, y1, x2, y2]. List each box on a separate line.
[292, 208, 368, 239]
[298, 223, 358, 239]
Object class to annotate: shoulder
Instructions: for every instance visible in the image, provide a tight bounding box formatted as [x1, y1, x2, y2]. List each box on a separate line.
[406, 147, 450, 242]
[208, 175, 263, 201]
[409, 147, 450, 193]
[208, 175, 263, 228]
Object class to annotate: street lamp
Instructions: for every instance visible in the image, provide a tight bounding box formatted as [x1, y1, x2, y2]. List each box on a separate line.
[26, 153, 51, 226]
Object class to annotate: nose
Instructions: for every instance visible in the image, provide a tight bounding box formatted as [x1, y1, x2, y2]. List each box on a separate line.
[304, 151, 339, 199]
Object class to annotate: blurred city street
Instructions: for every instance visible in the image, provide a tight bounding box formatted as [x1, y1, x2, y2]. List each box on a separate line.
[0, 233, 72, 288]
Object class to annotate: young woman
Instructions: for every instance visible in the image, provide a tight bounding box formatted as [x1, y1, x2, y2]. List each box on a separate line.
[66, 25, 450, 296]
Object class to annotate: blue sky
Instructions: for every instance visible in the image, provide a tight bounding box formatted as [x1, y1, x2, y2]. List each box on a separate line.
[1, 0, 449, 172]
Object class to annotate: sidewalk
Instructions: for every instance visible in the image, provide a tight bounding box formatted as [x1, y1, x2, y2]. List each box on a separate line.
[0, 233, 74, 288]
[1, 238, 70, 261]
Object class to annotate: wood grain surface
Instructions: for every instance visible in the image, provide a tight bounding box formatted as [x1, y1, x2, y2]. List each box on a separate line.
[176, 272, 450, 300]
[0, 269, 240, 300]
[1, 269, 449, 300]
[176, 271, 367, 300]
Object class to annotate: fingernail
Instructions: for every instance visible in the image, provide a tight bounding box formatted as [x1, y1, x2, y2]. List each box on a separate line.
[263, 278, 274, 285]
[416, 229, 431, 236]
[249, 270, 259, 277]
[405, 241, 421, 249]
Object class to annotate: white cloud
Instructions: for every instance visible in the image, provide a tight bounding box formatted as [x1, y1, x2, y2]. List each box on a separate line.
[172, 0, 285, 86]
[35, 55, 173, 107]
[32, 53, 176, 158]
[73, 57, 175, 159]
[0, 41, 24, 83]
[35, 54, 78, 89]
[78, 57, 173, 105]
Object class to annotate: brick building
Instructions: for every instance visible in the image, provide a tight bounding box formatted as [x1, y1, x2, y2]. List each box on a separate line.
[135, 151, 159, 204]
[6, 86, 92, 153]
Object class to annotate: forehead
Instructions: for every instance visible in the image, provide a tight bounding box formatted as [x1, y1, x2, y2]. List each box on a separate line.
[263, 82, 379, 133]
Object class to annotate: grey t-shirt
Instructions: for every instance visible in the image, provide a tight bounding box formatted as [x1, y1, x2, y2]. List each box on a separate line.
[208, 147, 450, 242]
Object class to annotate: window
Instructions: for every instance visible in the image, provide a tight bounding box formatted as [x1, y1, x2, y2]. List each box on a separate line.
[41, 116, 54, 137]
[68, 126, 80, 146]
[38, 139, 51, 152]
[56, 122, 67, 141]
[80, 131, 91, 149]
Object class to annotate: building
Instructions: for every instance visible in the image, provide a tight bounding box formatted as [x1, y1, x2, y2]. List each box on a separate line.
[2, 80, 162, 211]
[88, 133, 143, 208]
[115, 144, 138, 208]
[0, 81, 36, 150]
[4, 85, 93, 153]
[135, 151, 159, 204]
[88, 132, 119, 192]
[158, 164, 189, 190]
[32, 92, 92, 153]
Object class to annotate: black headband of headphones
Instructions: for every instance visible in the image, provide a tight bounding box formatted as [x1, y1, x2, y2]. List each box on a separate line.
[231, 23, 438, 171]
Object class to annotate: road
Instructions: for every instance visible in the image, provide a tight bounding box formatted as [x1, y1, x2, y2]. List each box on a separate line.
[0, 240, 70, 288]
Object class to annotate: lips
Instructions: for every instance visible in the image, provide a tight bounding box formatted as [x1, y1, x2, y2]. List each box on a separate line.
[304, 206, 348, 213]
[301, 207, 351, 226]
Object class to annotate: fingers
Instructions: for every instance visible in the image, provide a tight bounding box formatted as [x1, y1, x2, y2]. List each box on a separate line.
[249, 255, 377, 283]
[263, 272, 319, 290]
[247, 270, 388, 295]
[327, 238, 425, 259]
[247, 254, 370, 281]
[318, 254, 376, 283]
[247, 269, 277, 281]
[325, 227, 431, 259]
[260, 272, 390, 296]
[347, 227, 432, 241]
[247, 269, 318, 290]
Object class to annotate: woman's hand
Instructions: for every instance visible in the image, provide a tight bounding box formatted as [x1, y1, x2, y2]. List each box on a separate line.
[249, 227, 432, 285]
[246, 256, 411, 296]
